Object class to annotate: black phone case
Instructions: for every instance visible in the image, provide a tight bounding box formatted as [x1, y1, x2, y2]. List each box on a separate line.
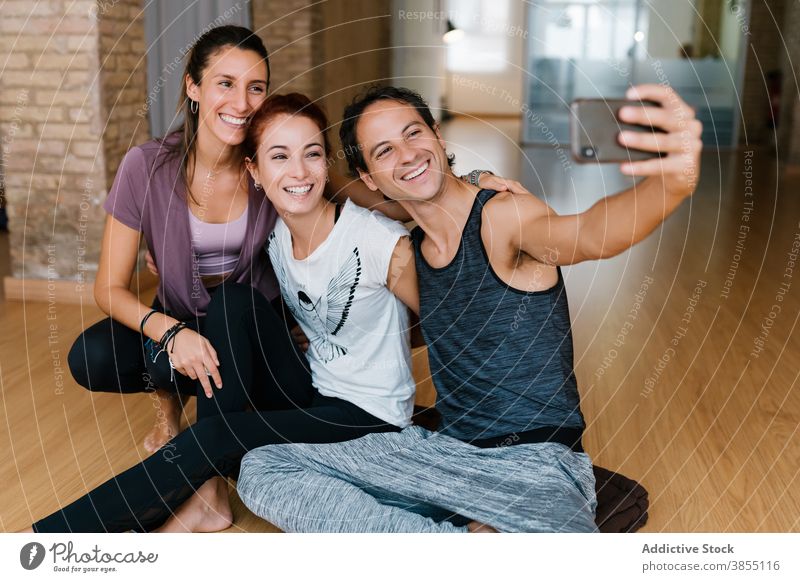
[570, 98, 666, 164]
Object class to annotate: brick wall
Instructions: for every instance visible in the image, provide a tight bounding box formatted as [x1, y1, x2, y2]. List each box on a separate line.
[97, 0, 150, 188]
[250, 0, 392, 101]
[251, 0, 323, 97]
[250, 0, 392, 172]
[0, 0, 148, 290]
[0, 1, 108, 282]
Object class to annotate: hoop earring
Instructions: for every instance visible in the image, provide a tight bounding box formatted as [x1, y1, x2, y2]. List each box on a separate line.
[190, 100, 198, 115]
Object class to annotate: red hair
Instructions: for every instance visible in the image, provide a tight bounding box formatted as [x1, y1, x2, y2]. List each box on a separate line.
[244, 93, 331, 160]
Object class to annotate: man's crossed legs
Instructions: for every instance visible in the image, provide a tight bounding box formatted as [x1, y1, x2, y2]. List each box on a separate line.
[237, 425, 598, 533]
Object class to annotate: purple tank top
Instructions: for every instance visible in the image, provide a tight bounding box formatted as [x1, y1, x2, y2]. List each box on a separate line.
[189, 205, 249, 276]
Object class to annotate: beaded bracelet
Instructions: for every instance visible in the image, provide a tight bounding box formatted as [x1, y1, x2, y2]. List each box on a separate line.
[152, 321, 189, 380]
[159, 321, 188, 354]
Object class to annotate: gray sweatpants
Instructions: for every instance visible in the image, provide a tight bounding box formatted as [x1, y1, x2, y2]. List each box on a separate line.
[237, 425, 598, 533]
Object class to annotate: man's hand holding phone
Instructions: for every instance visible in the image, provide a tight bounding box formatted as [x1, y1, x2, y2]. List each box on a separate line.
[571, 84, 702, 199]
[616, 84, 703, 197]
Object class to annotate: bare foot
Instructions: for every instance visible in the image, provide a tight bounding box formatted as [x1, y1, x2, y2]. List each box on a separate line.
[155, 477, 233, 533]
[143, 390, 183, 453]
[467, 520, 498, 533]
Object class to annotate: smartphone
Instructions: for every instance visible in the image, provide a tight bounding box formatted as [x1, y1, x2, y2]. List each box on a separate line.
[570, 98, 665, 164]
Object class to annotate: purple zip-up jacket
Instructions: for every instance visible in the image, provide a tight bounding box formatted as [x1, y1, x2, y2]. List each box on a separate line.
[103, 134, 278, 320]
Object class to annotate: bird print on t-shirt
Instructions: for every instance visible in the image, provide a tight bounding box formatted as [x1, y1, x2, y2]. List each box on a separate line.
[268, 233, 362, 363]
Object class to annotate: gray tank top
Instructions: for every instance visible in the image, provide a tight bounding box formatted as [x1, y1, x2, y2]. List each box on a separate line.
[411, 189, 585, 441]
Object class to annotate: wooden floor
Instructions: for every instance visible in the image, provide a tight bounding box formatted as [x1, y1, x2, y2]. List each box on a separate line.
[1, 121, 798, 532]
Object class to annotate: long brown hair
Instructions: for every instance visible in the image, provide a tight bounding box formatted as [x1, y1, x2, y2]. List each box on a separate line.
[159, 25, 270, 201]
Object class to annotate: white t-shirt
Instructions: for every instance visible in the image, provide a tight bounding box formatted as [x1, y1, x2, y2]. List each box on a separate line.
[267, 199, 415, 428]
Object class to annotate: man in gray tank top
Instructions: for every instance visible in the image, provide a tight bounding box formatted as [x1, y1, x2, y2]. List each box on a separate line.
[237, 85, 702, 532]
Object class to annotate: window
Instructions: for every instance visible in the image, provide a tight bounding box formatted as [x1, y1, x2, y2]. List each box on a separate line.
[534, 1, 639, 60]
[446, 0, 513, 73]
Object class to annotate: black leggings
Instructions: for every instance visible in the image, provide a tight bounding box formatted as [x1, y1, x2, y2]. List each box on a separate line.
[67, 283, 310, 420]
[32, 394, 397, 532]
[68, 296, 197, 397]
[35, 284, 398, 532]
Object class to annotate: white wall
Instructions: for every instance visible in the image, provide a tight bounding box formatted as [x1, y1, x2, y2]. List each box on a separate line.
[446, 0, 524, 116]
[645, 0, 697, 58]
[390, 0, 446, 121]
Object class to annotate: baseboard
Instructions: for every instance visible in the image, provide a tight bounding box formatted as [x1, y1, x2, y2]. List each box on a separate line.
[3, 269, 158, 306]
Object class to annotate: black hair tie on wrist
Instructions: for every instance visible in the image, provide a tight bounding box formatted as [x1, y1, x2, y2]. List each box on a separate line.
[139, 309, 160, 338]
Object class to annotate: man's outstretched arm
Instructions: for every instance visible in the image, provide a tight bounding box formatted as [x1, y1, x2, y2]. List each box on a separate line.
[503, 84, 702, 266]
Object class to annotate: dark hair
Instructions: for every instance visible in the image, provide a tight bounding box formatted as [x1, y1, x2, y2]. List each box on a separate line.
[339, 85, 455, 176]
[160, 25, 270, 200]
[243, 93, 331, 161]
